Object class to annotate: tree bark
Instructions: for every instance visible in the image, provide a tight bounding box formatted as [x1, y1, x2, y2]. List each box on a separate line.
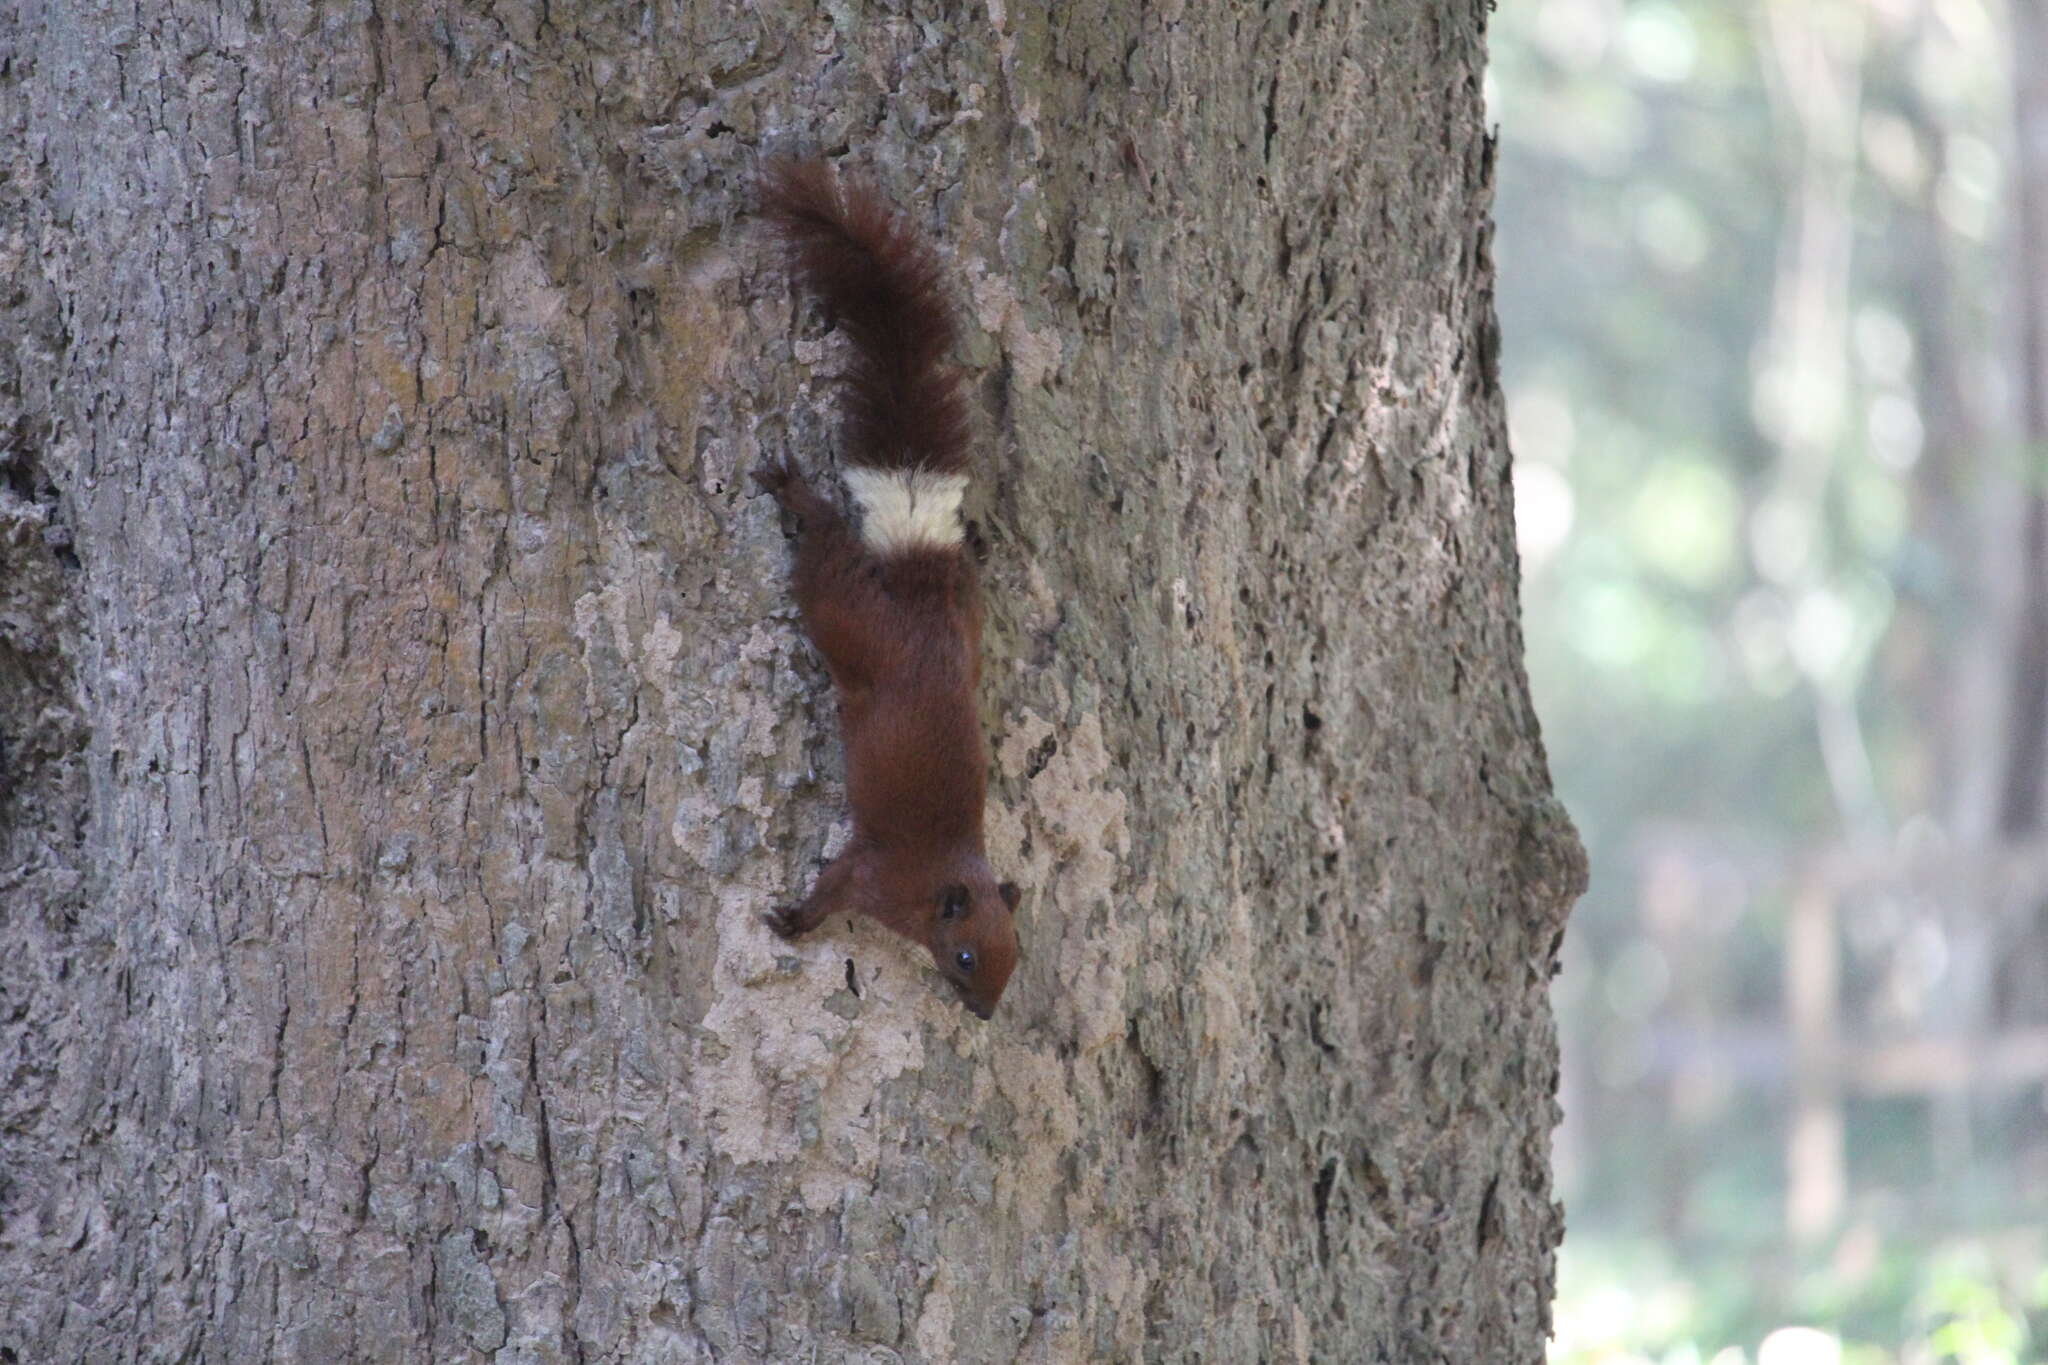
[1, 2, 1583, 1362]
[2002, 0, 2048, 844]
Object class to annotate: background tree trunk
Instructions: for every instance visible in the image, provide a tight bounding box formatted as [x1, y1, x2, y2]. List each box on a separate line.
[1, 1, 1583, 1361]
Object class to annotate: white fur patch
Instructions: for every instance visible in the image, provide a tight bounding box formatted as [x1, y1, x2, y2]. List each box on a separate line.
[842, 466, 969, 555]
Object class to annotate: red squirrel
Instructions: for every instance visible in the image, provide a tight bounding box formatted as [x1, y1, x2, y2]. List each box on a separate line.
[752, 160, 1021, 1021]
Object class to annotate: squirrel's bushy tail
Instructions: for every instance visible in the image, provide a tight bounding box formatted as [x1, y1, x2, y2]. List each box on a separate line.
[760, 160, 971, 481]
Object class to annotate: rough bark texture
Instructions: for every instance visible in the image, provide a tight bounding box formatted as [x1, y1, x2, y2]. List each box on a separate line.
[0, 2, 1584, 1362]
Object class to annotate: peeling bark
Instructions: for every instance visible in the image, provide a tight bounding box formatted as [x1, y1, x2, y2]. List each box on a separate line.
[1, 2, 1583, 1362]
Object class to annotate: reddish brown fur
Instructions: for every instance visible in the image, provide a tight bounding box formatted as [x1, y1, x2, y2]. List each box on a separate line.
[754, 160, 1020, 1020]
[757, 159, 971, 476]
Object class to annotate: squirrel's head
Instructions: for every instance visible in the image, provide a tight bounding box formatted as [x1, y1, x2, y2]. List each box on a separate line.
[928, 876, 1021, 1020]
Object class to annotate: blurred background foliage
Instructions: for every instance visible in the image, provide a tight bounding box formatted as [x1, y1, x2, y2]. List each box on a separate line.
[1488, 0, 2048, 1361]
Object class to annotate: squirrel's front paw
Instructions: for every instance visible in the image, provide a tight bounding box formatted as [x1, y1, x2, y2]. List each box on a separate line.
[763, 906, 813, 940]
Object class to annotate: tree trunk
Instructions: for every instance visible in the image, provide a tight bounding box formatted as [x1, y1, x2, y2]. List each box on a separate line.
[1, 2, 1583, 1362]
[2002, 0, 2048, 845]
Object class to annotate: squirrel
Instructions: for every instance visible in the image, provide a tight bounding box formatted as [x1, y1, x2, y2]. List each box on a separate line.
[752, 159, 1021, 1021]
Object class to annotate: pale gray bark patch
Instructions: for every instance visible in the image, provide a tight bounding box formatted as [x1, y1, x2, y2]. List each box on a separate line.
[2, 1, 1582, 1362]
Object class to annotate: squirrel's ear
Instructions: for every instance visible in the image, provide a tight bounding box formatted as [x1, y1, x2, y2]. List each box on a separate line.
[998, 882, 1021, 914]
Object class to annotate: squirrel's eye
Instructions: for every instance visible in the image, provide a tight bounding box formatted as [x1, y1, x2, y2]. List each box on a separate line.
[955, 950, 975, 974]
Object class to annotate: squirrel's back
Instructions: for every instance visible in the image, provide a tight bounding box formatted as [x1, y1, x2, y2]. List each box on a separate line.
[760, 160, 972, 557]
